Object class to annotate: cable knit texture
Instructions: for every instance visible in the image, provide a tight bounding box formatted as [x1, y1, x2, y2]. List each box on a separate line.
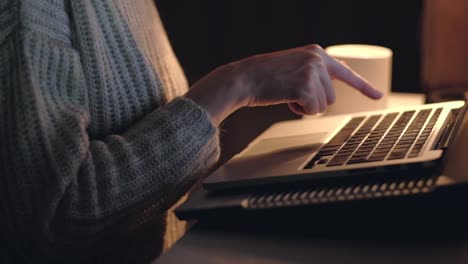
[0, 0, 220, 260]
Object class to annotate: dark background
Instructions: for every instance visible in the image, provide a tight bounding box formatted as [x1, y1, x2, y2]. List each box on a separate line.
[156, 0, 424, 165]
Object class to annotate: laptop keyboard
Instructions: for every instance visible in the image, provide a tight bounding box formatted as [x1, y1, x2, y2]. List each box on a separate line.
[304, 108, 443, 169]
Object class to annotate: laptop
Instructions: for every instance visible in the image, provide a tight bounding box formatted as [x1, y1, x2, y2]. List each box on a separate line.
[176, 99, 468, 220]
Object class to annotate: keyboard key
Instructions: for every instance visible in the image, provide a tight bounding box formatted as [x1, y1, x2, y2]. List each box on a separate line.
[306, 108, 446, 168]
[367, 156, 386, 162]
[347, 158, 367, 164]
[327, 156, 349, 166]
[317, 159, 328, 165]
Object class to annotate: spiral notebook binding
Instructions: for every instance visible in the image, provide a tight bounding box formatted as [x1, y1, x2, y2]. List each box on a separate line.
[246, 177, 437, 210]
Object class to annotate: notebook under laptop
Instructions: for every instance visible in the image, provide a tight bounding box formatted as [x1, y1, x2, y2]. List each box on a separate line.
[176, 100, 468, 220]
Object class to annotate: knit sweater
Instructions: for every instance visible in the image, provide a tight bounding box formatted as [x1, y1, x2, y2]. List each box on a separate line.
[0, 0, 220, 260]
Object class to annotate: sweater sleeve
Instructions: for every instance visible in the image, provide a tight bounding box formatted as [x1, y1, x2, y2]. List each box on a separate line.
[0, 8, 220, 250]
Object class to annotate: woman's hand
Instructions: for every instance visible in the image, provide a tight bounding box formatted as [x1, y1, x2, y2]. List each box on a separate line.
[185, 44, 383, 126]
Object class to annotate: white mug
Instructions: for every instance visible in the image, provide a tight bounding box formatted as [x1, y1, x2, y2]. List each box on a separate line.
[325, 44, 393, 115]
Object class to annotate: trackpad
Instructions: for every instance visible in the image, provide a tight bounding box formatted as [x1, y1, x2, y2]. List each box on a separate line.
[240, 132, 328, 158]
[204, 132, 328, 187]
[219, 132, 327, 180]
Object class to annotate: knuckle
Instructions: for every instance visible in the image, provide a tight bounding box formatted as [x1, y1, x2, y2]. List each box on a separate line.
[296, 71, 315, 90]
[300, 69, 314, 84]
[297, 46, 320, 60]
[290, 85, 305, 100]
[303, 53, 325, 70]
[297, 88, 311, 101]
[307, 44, 323, 52]
[302, 64, 316, 77]
[307, 50, 321, 61]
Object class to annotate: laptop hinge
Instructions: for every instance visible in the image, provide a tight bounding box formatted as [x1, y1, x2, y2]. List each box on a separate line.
[435, 107, 463, 149]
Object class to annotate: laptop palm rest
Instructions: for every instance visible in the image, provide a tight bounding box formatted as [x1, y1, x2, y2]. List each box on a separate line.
[204, 132, 327, 188]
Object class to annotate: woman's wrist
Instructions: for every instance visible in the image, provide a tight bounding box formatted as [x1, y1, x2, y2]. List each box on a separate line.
[185, 62, 250, 126]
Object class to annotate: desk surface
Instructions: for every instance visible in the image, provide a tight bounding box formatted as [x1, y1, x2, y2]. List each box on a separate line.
[155, 224, 468, 264]
[155, 93, 468, 264]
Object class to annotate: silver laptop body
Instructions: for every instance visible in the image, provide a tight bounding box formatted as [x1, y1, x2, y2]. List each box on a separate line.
[203, 101, 465, 191]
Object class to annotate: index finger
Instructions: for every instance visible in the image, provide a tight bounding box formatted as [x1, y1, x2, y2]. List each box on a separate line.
[319, 51, 384, 100]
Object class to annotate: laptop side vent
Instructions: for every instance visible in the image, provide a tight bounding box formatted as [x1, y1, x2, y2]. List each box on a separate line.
[246, 177, 437, 210]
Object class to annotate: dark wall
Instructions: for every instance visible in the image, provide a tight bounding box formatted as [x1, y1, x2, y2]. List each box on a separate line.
[157, 0, 423, 92]
[156, 0, 424, 164]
